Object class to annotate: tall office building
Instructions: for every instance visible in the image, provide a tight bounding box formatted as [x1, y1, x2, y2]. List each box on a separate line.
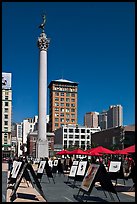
[84, 112, 99, 128]
[48, 79, 78, 132]
[107, 105, 123, 128]
[2, 72, 12, 158]
[98, 110, 107, 130]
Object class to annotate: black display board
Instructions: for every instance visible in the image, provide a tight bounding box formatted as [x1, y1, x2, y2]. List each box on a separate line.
[10, 163, 47, 202]
[75, 163, 120, 202]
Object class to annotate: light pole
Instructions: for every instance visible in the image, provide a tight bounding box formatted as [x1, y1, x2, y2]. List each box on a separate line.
[120, 126, 125, 149]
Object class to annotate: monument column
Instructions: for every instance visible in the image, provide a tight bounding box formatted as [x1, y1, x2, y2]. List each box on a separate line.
[36, 15, 50, 158]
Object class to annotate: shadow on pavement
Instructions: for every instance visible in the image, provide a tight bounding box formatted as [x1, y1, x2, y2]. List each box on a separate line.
[17, 192, 39, 201]
[73, 194, 109, 202]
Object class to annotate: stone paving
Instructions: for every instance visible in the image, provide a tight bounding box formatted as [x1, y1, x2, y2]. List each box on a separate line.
[2, 162, 135, 202]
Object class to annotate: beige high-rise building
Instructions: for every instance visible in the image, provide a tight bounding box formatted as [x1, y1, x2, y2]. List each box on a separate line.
[107, 105, 123, 128]
[84, 112, 99, 128]
[2, 72, 12, 158]
[48, 79, 78, 132]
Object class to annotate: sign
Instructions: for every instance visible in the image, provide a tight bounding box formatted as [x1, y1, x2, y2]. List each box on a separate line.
[109, 161, 121, 172]
[69, 165, 78, 178]
[2, 72, 11, 89]
[81, 163, 99, 192]
[76, 161, 87, 176]
[37, 161, 46, 174]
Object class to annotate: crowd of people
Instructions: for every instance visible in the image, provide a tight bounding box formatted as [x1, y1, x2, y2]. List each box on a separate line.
[7, 152, 135, 191]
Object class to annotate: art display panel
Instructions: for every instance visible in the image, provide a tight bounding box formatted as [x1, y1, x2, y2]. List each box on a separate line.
[72, 160, 79, 166]
[76, 161, 87, 176]
[81, 163, 100, 192]
[11, 161, 22, 179]
[37, 161, 46, 174]
[109, 161, 121, 172]
[69, 165, 78, 177]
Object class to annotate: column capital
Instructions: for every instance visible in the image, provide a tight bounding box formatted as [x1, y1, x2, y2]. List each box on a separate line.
[37, 32, 50, 51]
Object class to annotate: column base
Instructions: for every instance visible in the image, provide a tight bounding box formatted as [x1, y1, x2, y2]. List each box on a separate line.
[36, 139, 49, 159]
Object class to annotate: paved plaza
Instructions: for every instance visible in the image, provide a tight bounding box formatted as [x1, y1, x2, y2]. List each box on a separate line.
[2, 163, 135, 202]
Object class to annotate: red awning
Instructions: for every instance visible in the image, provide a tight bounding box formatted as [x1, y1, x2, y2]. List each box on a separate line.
[69, 149, 88, 155]
[88, 146, 115, 154]
[56, 149, 71, 155]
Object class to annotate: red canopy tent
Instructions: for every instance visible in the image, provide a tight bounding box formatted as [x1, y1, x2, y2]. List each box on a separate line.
[87, 152, 103, 156]
[120, 145, 135, 154]
[68, 149, 88, 155]
[88, 146, 115, 154]
[56, 149, 71, 155]
[113, 149, 128, 155]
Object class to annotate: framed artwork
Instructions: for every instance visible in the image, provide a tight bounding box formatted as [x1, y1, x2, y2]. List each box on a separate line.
[109, 161, 121, 172]
[72, 160, 79, 166]
[81, 163, 100, 192]
[69, 165, 78, 177]
[48, 160, 53, 167]
[53, 159, 58, 166]
[37, 161, 46, 174]
[11, 161, 22, 179]
[76, 161, 87, 176]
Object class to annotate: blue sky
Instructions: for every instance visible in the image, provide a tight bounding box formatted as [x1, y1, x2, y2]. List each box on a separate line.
[2, 2, 135, 126]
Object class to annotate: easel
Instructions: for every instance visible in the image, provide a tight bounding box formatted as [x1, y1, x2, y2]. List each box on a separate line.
[74, 163, 120, 202]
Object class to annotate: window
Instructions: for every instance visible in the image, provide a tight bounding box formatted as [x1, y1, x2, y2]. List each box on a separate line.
[4, 121, 8, 126]
[71, 104, 75, 107]
[81, 129, 85, 133]
[66, 103, 70, 107]
[55, 113, 59, 117]
[61, 108, 64, 112]
[55, 123, 58, 127]
[55, 92, 59, 96]
[71, 93, 75, 97]
[66, 119, 70, 122]
[66, 98, 70, 102]
[71, 119, 75, 122]
[4, 115, 8, 119]
[61, 124, 64, 127]
[75, 129, 79, 133]
[5, 96, 8, 100]
[60, 98, 64, 101]
[71, 99, 75, 102]
[87, 130, 90, 133]
[64, 134, 67, 138]
[61, 103, 64, 106]
[81, 135, 85, 139]
[66, 114, 70, 118]
[60, 118, 64, 122]
[55, 102, 59, 106]
[5, 102, 8, 106]
[55, 108, 59, 111]
[71, 109, 75, 112]
[5, 108, 8, 113]
[71, 114, 75, 118]
[61, 92, 64, 96]
[60, 113, 64, 117]
[69, 129, 73, 133]
[64, 129, 67, 132]
[55, 98, 59, 101]
[66, 108, 70, 112]
[55, 118, 59, 122]
[66, 93, 70, 97]
[5, 91, 9, 96]
[69, 135, 73, 139]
